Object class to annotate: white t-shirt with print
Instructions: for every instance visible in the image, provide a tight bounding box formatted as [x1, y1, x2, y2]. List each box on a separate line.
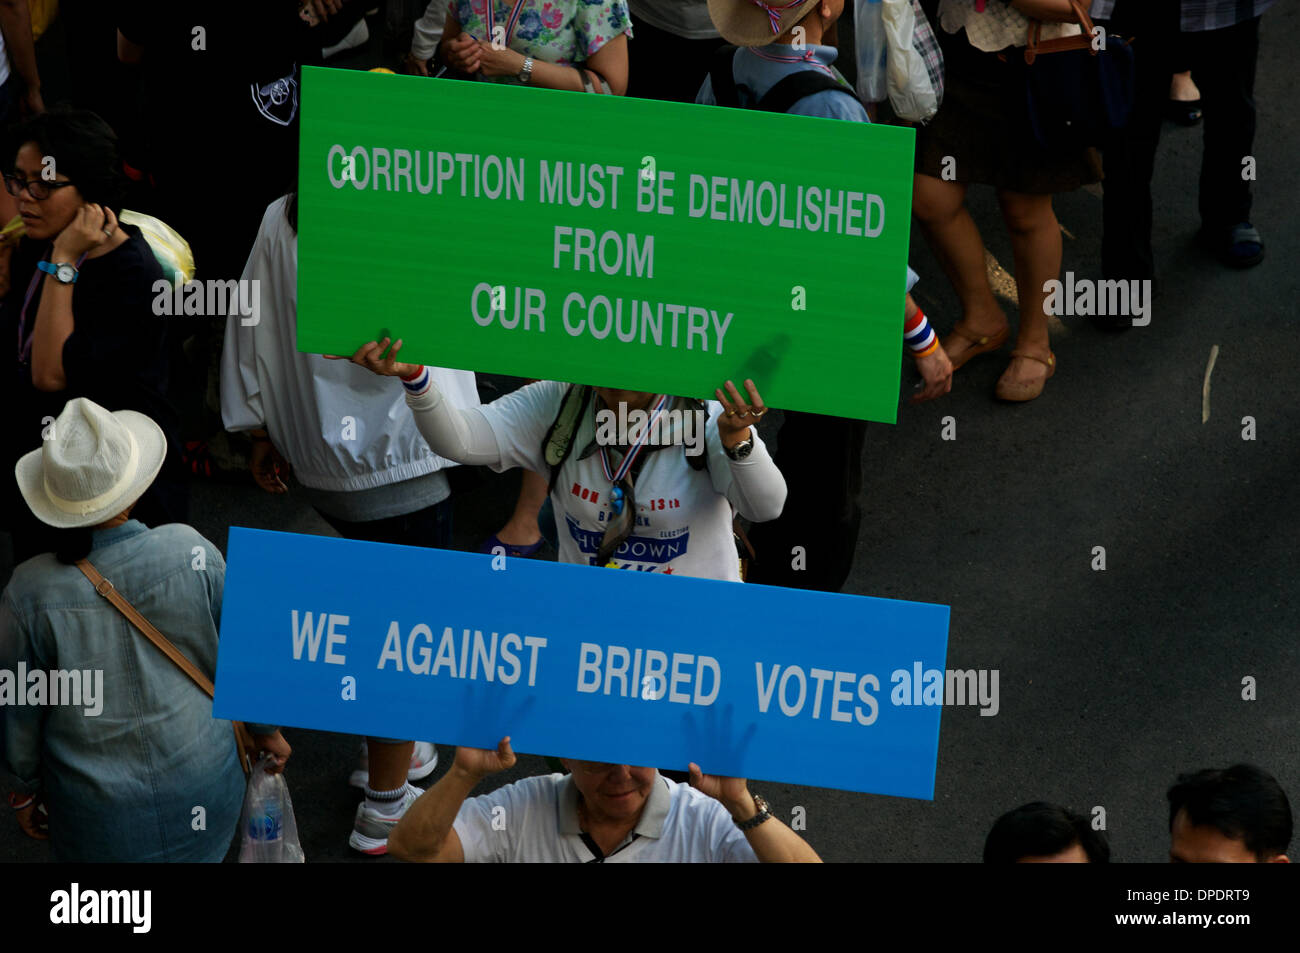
[478, 381, 775, 581]
[453, 773, 758, 863]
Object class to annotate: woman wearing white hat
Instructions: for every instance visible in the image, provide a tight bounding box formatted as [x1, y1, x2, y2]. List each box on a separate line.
[1, 397, 290, 861]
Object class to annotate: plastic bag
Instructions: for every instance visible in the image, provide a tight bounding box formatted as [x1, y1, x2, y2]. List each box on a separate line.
[238, 754, 305, 863]
[29, 0, 59, 43]
[884, 0, 943, 122]
[854, 0, 889, 103]
[119, 210, 195, 286]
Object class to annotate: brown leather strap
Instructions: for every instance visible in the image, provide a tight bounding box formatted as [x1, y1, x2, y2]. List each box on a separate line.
[1024, 0, 1098, 64]
[77, 558, 252, 775]
[77, 558, 216, 697]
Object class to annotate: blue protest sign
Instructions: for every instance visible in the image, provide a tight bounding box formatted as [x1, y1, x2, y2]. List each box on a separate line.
[214, 528, 950, 799]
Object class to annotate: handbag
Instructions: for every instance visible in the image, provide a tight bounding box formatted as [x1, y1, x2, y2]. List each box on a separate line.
[1012, 0, 1135, 151]
[76, 559, 253, 777]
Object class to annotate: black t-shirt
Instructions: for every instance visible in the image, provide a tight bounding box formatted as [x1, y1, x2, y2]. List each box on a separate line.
[4, 224, 178, 474]
[116, 2, 321, 277]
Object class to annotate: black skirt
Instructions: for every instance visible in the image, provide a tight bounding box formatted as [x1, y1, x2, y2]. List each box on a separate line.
[914, 25, 1102, 194]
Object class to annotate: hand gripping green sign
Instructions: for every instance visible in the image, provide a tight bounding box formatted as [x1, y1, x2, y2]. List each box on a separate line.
[297, 66, 916, 422]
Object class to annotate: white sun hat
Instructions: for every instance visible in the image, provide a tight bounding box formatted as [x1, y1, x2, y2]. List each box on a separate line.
[15, 397, 166, 529]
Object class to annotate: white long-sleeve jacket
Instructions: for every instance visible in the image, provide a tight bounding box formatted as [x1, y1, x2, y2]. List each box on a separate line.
[220, 196, 480, 492]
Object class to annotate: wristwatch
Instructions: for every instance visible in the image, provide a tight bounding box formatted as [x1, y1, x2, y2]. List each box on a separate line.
[518, 56, 534, 84]
[723, 434, 754, 461]
[38, 260, 78, 284]
[735, 793, 772, 831]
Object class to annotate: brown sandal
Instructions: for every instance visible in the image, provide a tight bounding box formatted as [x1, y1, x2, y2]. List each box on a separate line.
[943, 322, 1010, 371]
[995, 349, 1056, 402]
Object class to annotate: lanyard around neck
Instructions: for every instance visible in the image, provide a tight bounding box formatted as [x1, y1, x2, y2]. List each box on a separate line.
[597, 393, 672, 486]
[484, 0, 529, 47]
[17, 248, 89, 363]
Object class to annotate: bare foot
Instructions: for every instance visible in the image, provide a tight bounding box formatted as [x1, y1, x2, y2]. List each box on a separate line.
[494, 520, 541, 547]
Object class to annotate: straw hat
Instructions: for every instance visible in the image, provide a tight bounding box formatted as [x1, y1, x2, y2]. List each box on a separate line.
[15, 397, 166, 529]
[707, 0, 823, 48]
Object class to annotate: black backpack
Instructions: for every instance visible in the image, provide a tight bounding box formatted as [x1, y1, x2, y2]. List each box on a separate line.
[707, 44, 864, 114]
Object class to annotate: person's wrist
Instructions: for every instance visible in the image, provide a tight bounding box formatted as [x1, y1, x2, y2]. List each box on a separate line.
[449, 762, 486, 785]
[723, 790, 757, 822]
[912, 337, 941, 359]
[50, 243, 77, 263]
[720, 427, 752, 450]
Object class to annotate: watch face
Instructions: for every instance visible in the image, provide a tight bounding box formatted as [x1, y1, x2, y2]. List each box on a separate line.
[56, 264, 76, 283]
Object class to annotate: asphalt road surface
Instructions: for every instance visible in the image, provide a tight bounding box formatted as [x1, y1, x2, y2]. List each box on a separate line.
[2, 7, 1296, 864]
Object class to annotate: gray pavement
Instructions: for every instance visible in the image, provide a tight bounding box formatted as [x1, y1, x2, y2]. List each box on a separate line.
[2, 7, 1297, 864]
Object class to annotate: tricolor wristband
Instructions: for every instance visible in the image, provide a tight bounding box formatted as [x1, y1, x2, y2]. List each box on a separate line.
[913, 337, 941, 358]
[904, 308, 938, 356]
[401, 365, 432, 396]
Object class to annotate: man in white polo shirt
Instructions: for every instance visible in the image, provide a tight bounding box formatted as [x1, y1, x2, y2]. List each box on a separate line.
[389, 737, 821, 863]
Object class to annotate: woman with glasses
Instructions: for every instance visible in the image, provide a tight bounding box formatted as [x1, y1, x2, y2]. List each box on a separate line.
[1, 108, 185, 563]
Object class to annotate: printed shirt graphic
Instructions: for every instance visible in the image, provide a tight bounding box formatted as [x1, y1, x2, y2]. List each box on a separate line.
[480, 381, 760, 581]
[250, 68, 300, 127]
[452, 0, 633, 78]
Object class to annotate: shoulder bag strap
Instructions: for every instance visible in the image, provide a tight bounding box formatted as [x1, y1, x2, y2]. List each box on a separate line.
[756, 70, 862, 114]
[76, 558, 252, 775]
[1023, 0, 1098, 64]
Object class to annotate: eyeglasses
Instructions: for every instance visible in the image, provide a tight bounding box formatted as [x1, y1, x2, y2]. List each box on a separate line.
[3, 173, 77, 200]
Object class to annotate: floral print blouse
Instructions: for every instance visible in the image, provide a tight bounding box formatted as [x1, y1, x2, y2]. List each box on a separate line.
[452, 0, 632, 80]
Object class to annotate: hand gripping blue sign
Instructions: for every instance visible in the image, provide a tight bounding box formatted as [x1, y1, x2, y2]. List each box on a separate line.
[214, 528, 950, 799]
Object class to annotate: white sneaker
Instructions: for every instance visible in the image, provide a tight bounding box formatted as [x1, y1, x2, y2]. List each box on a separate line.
[349, 741, 439, 788]
[348, 782, 423, 855]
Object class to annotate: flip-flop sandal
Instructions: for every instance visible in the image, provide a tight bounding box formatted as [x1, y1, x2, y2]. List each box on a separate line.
[995, 350, 1056, 402]
[479, 533, 545, 558]
[944, 322, 1010, 372]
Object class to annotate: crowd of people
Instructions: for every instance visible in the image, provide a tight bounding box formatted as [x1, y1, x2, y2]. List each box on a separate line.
[0, 0, 1286, 863]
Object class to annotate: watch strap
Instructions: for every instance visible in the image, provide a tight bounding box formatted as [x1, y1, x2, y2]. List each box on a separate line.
[39, 260, 78, 283]
[736, 794, 771, 831]
[723, 435, 754, 461]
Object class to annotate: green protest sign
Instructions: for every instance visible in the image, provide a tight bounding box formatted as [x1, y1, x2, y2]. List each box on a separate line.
[297, 66, 915, 422]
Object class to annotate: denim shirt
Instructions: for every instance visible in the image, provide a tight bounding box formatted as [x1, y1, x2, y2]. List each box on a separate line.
[0, 520, 271, 862]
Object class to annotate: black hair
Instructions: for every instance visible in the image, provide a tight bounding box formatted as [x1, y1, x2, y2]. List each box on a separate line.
[984, 801, 1110, 863]
[53, 527, 95, 565]
[1167, 764, 1293, 861]
[6, 108, 128, 214]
